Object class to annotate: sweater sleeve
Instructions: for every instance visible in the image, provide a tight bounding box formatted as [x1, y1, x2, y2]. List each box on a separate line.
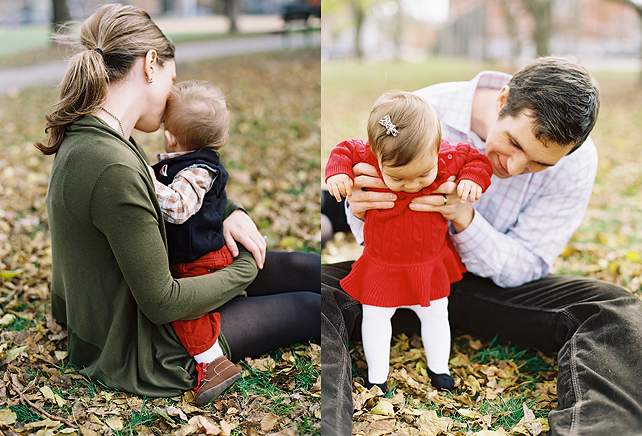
[324, 138, 369, 182]
[90, 163, 258, 325]
[450, 141, 493, 192]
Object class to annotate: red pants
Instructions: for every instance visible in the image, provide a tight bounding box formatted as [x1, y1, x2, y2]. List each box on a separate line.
[169, 246, 233, 356]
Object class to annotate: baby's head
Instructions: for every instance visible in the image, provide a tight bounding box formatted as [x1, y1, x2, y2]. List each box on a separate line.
[367, 90, 442, 193]
[163, 81, 229, 152]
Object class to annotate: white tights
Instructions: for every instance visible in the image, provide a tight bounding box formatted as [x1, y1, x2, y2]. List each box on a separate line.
[361, 297, 451, 384]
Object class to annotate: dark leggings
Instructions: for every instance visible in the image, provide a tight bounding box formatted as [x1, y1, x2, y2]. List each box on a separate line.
[218, 250, 321, 362]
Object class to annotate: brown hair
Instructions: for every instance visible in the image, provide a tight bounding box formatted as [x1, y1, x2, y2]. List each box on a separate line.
[367, 90, 441, 167]
[500, 56, 600, 153]
[164, 81, 230, 151]
[35, 3, 175, 155]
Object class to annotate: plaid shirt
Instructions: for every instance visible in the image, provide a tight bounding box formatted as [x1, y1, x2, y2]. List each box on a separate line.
[347, 71, 598, 288]
[152, 151, 216, 225]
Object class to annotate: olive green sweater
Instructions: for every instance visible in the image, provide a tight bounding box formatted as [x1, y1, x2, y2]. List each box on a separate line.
[46, 115, 258, 397]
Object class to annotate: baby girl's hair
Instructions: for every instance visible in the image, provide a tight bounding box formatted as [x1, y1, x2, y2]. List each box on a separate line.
[164, 81, 230, 151]
[367, 90, 441, 167]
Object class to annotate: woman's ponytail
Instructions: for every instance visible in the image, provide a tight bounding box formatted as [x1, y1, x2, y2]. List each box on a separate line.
[34, 4, 175, 155]
[35, 49, 108, 155]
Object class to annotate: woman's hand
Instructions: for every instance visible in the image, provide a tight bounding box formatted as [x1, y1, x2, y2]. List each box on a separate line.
[409, 176, 475, 233]
[347, 163, 396, 219]
[223, 210, 267, 269]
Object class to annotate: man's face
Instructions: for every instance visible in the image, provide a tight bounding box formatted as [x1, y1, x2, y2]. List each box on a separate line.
[484, 88, 572, 179]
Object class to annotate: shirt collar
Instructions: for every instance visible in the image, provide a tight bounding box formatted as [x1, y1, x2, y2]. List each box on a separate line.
[441, 70, 512, 141]
[157, 150, 190, 161]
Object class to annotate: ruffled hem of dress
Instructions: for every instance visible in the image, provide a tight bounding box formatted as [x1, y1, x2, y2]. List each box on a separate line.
[340, 248, 465, 307]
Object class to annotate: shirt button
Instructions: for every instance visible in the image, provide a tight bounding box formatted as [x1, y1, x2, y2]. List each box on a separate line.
[447, 154, 453, 159]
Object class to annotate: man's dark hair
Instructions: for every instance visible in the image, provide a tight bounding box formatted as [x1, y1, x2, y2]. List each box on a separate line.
[499, 56, 600, 154]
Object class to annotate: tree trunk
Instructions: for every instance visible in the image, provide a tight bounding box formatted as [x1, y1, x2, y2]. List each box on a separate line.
[499, 0, 522, 59]
[351, 0, 365, 59]
[522, 0, 552, 57]
[52, 0, 71, 33]
[226, 0, 239, 35]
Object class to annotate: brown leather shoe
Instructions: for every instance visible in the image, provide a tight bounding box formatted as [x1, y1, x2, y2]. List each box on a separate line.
[194, 356, 241, 406]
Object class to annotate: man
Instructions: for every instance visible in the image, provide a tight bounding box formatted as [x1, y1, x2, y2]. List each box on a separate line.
[321, 56, 642, 436]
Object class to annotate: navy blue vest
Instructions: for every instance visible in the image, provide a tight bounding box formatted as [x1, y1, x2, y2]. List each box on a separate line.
[152, 149, 228, 264]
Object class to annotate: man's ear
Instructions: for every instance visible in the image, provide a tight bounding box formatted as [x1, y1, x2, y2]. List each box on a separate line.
[496, 85, 509, 113]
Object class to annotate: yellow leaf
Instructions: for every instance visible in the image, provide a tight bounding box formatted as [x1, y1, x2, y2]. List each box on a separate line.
[0, 269, 23, 279]
[416, 410, 451, 434]
[0, 408, 17, 426]
[371, 399, 395, 416]
[260, 412, 279, 432]
[625, 250, 641, 263]
[104, 417, 123, 431]
[55, 350, 68, 361]
[39, 385, 66, 408]
[5, 345, 28, 361]
[457, 408, 482, 419]
[0, 314, 15, 326]
[415, 360, 428, 378]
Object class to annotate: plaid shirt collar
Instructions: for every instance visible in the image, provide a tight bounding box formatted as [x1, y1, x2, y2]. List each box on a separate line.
[440, 71, 511, 152]
[157, 150, 191, 161]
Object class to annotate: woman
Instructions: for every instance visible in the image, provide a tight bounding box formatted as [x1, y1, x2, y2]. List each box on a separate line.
[35, 4, 320, 405]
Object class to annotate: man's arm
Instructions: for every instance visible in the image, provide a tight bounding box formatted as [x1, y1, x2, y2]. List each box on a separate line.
[451, 142, 597, 287]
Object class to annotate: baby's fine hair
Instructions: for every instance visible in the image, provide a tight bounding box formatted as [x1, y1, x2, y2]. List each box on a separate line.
[367, 90, 441, 168]
[164, 81, 230, 151]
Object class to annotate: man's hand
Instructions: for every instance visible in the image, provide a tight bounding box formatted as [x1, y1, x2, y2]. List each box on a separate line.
[409, 176, 475, 233]
[223, 210, 267, 269]
[347, 162, 396, 220]
[327, 174, 353, 202]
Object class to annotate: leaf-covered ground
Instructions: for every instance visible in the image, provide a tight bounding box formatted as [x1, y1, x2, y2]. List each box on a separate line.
[0, 48, 320, 435]
[321, 59, 642, 435]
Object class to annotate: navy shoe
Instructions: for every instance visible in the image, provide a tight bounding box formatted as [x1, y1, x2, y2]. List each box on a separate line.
[427, 368, 454, 391]
[364, 380, 388, 395]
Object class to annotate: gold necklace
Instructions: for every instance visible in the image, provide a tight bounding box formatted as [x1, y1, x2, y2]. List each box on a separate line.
[100, 106, 125, 136]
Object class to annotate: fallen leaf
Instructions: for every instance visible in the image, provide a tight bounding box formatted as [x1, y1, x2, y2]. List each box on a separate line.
[40, 385, 66, 408]
[370, 399, 395, 416]
[260, 412, 279, 432]
[416, 410, 451, 434]
[0, 408, 17, 426]
[188, 415, 223, 435]
[104, 416, 124, 431]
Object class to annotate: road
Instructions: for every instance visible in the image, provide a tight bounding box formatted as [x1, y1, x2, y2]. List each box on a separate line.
[0, 31, 320, 96]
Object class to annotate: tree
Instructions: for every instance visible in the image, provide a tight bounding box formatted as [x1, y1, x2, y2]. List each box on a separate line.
[606, 0, 642, 82]
[52, 0, 71, 33]
[224, 0, 239, 34]
[323, 0, 378, 58]
[498, 0, 523, 59]
[521, 0, 553, 57]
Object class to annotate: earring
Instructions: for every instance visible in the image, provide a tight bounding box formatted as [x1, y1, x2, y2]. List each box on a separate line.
[147, 76, 154, 83]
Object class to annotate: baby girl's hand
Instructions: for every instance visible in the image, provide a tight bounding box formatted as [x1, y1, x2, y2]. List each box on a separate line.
[457, 179, 483, 204]
[327, 174, 353, 202]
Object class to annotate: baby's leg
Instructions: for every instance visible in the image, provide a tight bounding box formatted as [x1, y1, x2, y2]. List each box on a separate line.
[411, 297, 451, 374]
[361, 305, 397, 384]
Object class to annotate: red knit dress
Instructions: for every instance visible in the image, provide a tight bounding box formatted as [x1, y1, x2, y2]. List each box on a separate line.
[325, 138, 493, 307]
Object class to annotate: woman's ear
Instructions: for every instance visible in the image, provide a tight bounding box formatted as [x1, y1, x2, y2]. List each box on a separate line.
[144, 50, 158, 83]
[496, 85, 509, 113]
